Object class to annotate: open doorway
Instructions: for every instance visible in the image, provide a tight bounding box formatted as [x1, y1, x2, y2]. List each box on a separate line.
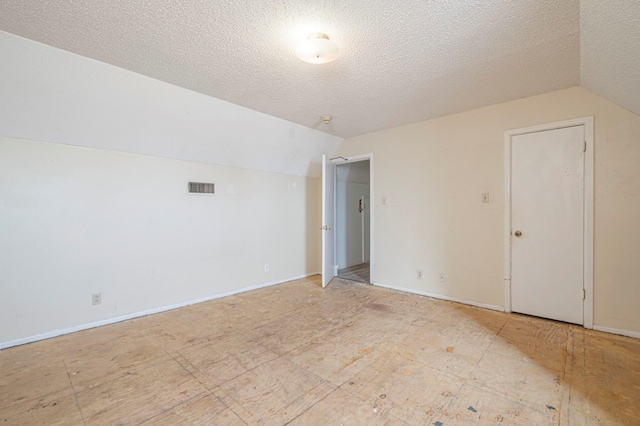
[335, 160, 370, 283]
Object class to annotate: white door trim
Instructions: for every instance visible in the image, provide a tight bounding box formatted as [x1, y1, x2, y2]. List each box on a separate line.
[330, 153, 374, 284]
[321, 155, 336, 287]
[504, 117, 594, 329]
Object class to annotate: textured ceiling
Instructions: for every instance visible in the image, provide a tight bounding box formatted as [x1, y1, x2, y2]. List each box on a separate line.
[580, 0, 640, 117]
[0, 1, 636, 138]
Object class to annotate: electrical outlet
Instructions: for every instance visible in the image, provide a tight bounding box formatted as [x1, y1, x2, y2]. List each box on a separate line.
[264, 264, 270, 272]
[439, 273, 446, 283]
[382, 196, 387, 205]
[417, 269, 423, 280]
[92, 293, 101, 305]
[481, 193, 490, 203]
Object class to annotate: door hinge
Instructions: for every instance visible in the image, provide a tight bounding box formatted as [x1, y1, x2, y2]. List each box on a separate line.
[583, 289, 586, 300]
[583, 141, 587, 152]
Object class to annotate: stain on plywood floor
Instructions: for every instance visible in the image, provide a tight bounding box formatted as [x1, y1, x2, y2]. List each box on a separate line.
[1, 276, 639, 425]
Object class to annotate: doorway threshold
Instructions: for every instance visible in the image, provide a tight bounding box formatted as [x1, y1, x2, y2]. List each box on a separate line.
[337, 263, 370, 284]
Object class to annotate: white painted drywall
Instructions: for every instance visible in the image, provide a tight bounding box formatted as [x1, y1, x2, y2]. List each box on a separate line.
[335, 182, 370, 268]
[0, 29, 333, 347]
[335, 162, 370, 268]
[334, 87, 640, 334]
[0, 30, 342, 178]
[0, 137, 320, 345]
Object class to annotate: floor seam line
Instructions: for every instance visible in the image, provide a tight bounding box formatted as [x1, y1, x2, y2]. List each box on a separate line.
[283, 384, 339, 426]
[62, 359, 87, 425]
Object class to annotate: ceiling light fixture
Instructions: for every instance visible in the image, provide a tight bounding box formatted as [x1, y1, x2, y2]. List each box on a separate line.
[296, 33, 339, 64]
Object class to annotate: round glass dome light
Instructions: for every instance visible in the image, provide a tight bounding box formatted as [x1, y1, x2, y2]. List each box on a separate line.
[296, 32, 339, 64]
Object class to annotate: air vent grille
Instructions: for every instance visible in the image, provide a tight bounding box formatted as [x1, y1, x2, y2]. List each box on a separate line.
[188, 182, 215, 194]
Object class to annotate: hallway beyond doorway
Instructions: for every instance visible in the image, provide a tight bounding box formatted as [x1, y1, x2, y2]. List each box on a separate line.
[337, 262, 370, 284]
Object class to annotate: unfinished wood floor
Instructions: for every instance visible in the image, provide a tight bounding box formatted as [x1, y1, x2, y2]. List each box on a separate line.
[2, 276, 639, 425]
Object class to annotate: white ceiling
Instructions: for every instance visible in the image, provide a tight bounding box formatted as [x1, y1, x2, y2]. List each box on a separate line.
[0, 1, 637, 138]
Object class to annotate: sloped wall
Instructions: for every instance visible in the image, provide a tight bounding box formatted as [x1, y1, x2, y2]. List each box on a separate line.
[0, 30, 342, 177]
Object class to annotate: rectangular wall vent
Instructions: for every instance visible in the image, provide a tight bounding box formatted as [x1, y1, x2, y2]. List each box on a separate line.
[188, 182, 215, 194]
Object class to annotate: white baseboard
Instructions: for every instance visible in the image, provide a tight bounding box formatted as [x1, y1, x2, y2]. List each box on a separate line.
[593, 325, 640, 339]
[11, 273, 637, 349]
[0, 273, 319, 350]
[373, 282, 639, 340]
[372, 281, 504, 312]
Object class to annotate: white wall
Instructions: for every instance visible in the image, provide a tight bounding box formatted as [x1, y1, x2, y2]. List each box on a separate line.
[335, 162, 370, 268]
[0, 137, 320, 346]
[334, 87, 640, 335]
[335, 183, 369, 268]
[0, 29, 333, 348]
[0, 30, 342, 178]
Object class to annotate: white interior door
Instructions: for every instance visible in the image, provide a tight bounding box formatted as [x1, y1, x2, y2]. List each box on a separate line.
[321, 155, 336, 288]
[511, 125, 584, 324]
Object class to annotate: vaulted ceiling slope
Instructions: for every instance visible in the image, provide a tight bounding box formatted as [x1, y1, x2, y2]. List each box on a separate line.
[580, 0, 640, 120]
[0, 1, 637, 138]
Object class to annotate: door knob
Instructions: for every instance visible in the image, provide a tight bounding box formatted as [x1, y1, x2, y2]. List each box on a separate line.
[514, 230, 522, 237]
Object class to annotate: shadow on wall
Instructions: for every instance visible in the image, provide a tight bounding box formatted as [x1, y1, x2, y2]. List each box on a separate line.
[305, 176, 322, 275]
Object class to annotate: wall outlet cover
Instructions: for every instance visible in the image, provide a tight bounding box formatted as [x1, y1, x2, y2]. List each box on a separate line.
[92, 293, 101, 305]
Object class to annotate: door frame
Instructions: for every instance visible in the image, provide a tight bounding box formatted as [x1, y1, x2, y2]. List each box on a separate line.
[361, 194, 370, 263]
[329, 153, 374, 284]
[503, 117, 594, 328]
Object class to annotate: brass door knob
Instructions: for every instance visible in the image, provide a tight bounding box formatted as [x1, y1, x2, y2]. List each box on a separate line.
[514, 230, 522, 237]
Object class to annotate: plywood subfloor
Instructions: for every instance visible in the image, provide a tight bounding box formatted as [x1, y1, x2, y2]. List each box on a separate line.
[2, 276, 639, 425]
